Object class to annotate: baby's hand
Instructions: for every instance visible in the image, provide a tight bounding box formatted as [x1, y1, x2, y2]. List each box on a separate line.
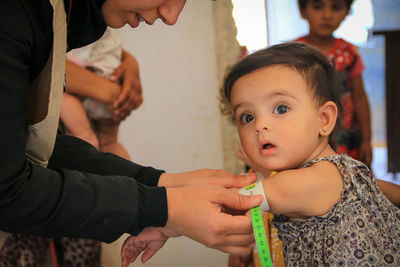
[121, 227, 168, 267]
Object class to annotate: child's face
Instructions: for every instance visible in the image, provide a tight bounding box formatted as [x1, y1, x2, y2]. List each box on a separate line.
[231, 65, 324, 171]
[301, 0, 349, 38]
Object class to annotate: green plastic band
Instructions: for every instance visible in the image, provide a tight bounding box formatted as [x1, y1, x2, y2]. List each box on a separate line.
[250, 206, 273, 267]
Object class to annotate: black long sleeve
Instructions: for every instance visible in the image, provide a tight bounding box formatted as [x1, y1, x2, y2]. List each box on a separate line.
[0, 0, 168, 243]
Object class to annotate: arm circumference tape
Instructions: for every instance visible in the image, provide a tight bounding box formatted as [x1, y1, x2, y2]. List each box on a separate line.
[238, 172, 270, 211]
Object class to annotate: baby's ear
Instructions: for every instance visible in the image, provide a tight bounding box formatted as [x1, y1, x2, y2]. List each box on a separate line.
[318, 101, 337, 136]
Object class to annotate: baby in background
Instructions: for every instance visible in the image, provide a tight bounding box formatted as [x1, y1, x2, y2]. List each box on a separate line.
[120, 42, 400, 266]
[62, 28, 131, 160]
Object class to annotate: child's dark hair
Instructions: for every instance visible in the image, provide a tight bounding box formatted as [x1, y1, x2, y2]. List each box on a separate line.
[298, 0, 354, 10]
[223, 42, 343, 114]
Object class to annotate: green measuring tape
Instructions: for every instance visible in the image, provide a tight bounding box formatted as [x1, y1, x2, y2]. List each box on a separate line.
[250, 206, 273, 267]
[240, 176, 273, 267]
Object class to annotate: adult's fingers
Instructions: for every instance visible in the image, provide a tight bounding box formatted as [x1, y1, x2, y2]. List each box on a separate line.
[109, 64, 124, 83]
[212, 230, 255, 246]
[165, 186, 259, 253]
[113, 81, 129, 110]
[218, 213, 254, 235]
[206, 170, 257, 188]
[218, 189, 263, 212]
[114, 82, 143, 116]
[217, 244, 254, 257]
[229, 172, 257, 188]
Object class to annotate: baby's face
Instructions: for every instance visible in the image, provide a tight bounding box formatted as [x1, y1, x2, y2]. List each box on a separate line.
[230, 65, 324, 171]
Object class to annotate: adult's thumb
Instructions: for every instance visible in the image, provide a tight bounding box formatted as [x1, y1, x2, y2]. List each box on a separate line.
[222, 190, 263, 211]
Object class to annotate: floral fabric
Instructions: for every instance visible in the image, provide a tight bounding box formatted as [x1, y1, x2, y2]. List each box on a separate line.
[272, 154, 400, 266]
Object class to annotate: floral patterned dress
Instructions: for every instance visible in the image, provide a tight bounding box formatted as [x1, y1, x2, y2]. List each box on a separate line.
[295, 37, 365, 160]
[272, 154, 400, 266]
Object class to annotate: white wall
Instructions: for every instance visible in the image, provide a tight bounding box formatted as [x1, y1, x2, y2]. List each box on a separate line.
[119, 1, 224, 173]
[117, 1, 228, 266]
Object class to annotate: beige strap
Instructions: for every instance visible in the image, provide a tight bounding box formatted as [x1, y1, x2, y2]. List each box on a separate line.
[25, 0, 67, 167]
[1, 0, 67, 249]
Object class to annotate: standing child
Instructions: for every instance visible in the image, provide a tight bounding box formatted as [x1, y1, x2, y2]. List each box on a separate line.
[295, 0, 373, 166]
[222, 42, 400, 265]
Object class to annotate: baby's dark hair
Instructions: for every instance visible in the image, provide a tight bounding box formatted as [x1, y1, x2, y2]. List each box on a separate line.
[298, 0, 354, 10]
[223, 42, 343, 114]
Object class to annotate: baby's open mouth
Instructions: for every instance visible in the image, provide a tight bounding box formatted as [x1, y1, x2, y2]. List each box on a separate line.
[263, 143, 275, 149]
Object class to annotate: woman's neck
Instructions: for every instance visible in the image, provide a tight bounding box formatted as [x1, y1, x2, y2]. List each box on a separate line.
[306, 33, 336, 54]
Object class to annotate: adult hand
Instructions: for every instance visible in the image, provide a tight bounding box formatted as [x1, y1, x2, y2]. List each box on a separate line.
[96, 80, 121, 105]
[164, 185, 262, 256]
[228, 254, 252, 267]
[109, 49, 143, 121]
[158, 169, 257, 189]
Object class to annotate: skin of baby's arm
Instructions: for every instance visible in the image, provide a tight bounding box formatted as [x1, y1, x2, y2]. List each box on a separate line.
[262, 161, 343, 217]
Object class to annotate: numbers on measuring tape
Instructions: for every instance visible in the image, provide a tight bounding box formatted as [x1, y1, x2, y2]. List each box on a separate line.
[250, 206, 273, 267]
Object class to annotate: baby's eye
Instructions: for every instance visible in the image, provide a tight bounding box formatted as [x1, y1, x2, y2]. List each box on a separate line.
[273, 104, 289, 114]
[239, 113, 254, 124]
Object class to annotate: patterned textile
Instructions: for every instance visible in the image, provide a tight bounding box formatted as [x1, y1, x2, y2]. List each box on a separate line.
[0, 234, 50, 267]
[273, 154, 400, 266]
[295, 37, 365, 160]
[0, 234, 101, 267]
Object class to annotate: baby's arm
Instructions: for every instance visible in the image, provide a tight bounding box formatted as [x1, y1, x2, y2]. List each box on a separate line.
[377, 179, 400, 207]
[261, 161, 343, 217]
[121, 227, 168, 267]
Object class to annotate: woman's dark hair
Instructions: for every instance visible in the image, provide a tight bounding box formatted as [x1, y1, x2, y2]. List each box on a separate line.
[223, 42, 343, 114]
[298, 0, 354, 10]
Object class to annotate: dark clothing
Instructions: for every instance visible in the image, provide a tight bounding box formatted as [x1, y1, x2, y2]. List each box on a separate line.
[0, 0, 167, 243]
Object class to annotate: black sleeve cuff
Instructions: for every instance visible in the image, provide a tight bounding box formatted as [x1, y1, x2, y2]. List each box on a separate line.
[134, 168, 164, 187]
[128, 184, 168, 235]
[49, 134, 165, 186]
